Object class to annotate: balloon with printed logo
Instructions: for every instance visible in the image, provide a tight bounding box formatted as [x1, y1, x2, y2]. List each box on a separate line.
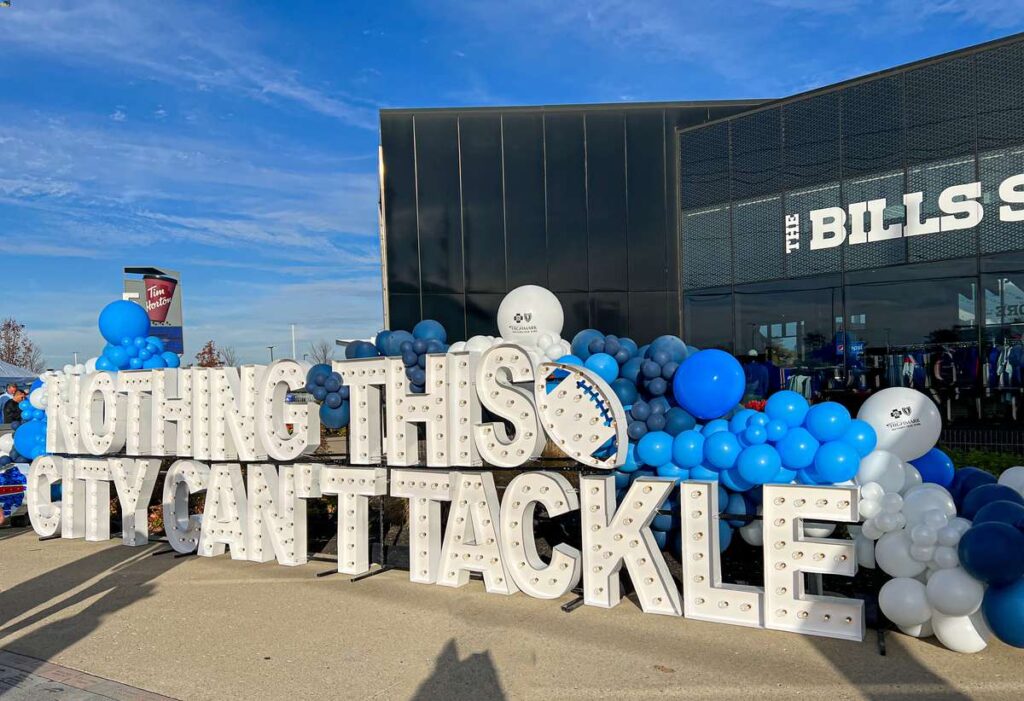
[857, 387, 941, 462]
[497, 285, 564, 348]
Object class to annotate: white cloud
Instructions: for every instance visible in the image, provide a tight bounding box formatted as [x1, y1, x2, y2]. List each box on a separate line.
[110, 109, 126, 122]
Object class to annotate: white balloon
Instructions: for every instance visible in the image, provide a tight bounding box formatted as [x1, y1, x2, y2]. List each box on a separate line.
[933, 545, 960, 569]
[901, 463, 923, 494]
[0, 433, 13, 455]
[855, 534, 876, 569]
[859, 499, 882, 519]
[496, 285, 564, 348]
[922, 509, 949, 530]
[879, 577, 932, 627]
[998, 466, 1024, 497]
[28, 387, 46, 410]
[861, 518, 885, 540]
[85, 357, 98, 373]
[881, 493, 904, 514]
[856, 451, 906, 493]
[447, 341, 467, 353]
[948, 517, 972, 536]
[860, 481, 886, 502]
[910, 543, 935, 562]
[73, 363, 86, 375]
[910, 524, 937, 546]
[739, 519, 763, 546]
[875, 512, 902, 532]
[62, 364, 73, 374]
[931, 610, 991, 654]
[926, 567, 984, 617]
[857, 387, 942, 461]
[898, 620, 934, 638]
[465, 335, 497, 353]
[804, 521, 835, 538]
[875, 531, 928, 578]
[901, 485, 956, 527]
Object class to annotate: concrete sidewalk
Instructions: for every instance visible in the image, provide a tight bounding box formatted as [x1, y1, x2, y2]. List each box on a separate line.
[1, 527, 1022, 700]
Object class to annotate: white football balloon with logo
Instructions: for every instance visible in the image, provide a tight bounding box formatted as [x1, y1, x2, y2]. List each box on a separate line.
[857, 387, 941, 462]
[497, 285, 564, 348]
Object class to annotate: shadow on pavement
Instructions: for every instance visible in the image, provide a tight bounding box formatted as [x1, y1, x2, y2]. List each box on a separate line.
[0, 528, 185, 686]
[411, 639, 505, 701]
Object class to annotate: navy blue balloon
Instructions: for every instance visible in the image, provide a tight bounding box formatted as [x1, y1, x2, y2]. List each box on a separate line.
[641, 360, 661, 380]
[571, 329, 603, 360]
[646, 413, 666, 432]
[950, 466, 996, 505]
[646, 377, 668, 396]
[308, 364, 331, 387]
[973, 500, 1024, 528]
[627, 421, 648, 440]
[610, 378, 638, 406]
[0, 456, 10, 467]
[651, 350, 670, 366]
[672, 349, 744, 420]
[958, 522, 1024, 586]
[664, 407, 695, 436]
[324, 373, 342, 393]
[983, 580, 1024, 648]
[402, 350, 418, 367]
[410, 383, 425, 394]
[603, 337, 621, 356]
[412, 339, 428, 355]
[375, 330, 392, 355]
[619, 338, 638, 358]
[338, 386, 350, 400]
[910, 448, 955, 488]
[400, 340, 414, 354]
[649, 397, 670, 415]
[325, 392, 343, 409]
[312, 386, 327, 402]
[344, 342, 359, 359]
[649, 335, 687, 363]
[98, 300, 151, 344]
[962, 483, 1024, 520]
[319, 402, 350, 429]
[631, 400, 651, 421]
[613, 349, 631, 364]
[426, 339, 446, 354]
[588, 338, 606, 355]
[413, 319, 447, 344]
[387, 331, 415, 356]
[416, 354, 427, 369]
[409, 367, 426, 386]
[621, 357, 643, 384]
[661, 361, 679, 380]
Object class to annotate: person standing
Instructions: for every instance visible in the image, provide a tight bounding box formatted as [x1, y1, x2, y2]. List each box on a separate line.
[2, 388, 25, 424]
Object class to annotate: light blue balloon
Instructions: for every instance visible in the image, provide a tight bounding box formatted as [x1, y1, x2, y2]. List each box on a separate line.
[702, 419, 729, 437]
[729, 409, 756, 433]
[161, 352, 181, 369]
[584, 353, 619, 383]
[690, 465, 720, 481]
[776, 427, 819, 470]
[841, 418, 877, 457]
[142, 355, 167, 369]
[656, 462, 689, 484]
[145, 336, 165, 353]
[765, 390, 809, 428]
[704, 430, 741, 470]
[737, 444, 782, 485]
[813, 440, 860, 483]
[672, 430, 705, 468]
[804, 402, 852, 443]
[105, 345, 129, 369]
[619, 443, 642, 473]
[637, 431, 673, 467]
[765, 419, 788, 442]
[98, 300, 150, 344]
[557, 354, 583, 366]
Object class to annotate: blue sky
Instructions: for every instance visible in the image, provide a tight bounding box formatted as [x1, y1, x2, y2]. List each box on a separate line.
[1, 0, 1022, 366]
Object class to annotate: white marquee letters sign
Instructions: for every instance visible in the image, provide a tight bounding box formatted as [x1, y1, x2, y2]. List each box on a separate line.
[26, 348, 867, 643]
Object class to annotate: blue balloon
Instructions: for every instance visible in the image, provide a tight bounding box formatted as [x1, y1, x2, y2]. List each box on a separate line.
[609, 378, 638, 407]
[613, 470, 631, 489]
[631, 400, 651, 421]
[571, 329, 603, 360]
[737, 444, 781, 485]
[13, 421, 46, 459]
[765, 390, 809, 428]
[162, 352, 181, 369]
[122, 342, 139, 359]
[704, 430, 741, 470]
[384, 330, 414, 356]
[637, 431, 673, 467]
[641, 360, 661, 379]
[627, 421, 648, 441]
[408, 367, 426, 386]
[962, 483, 1024, 520]
[585, 353, 619, 383]
[672, 430, 705, 468]
[588, 338, 606, 355]
[145, 336, 165, 353]
[983, 579, 1024, 648]
[776, 427, 820, 470]
[412, 339, 428, 355]
[98, 300, 151, 344]
[649, 397, 670, 415]
[664, 407, 695, 436]
[797, 469, 824, 485]
[324, 373, 342, 393]
[690, 465, 720, 481]
[325, 392, 343, 409]
[672, 349, 744, 420]
[743, 425, 767, 445]
[719, 521, 734, 552]
[307, 364, 331, 387]
[557, 354, 583, 366]
[804, 402, 851, 442]
[768, 466, 798, 484]
[646, 377, 668, 396]
[649, 335, 688, 363]
[910, 448, 955, 488]
[702, 419, 729, 437]
[412, 319, 446, 343]
[651, 511, 675, 533]
[95, 356, 115, 372]
[620, 357, 643, 384]
[619, 443, 642, 473]
[142, 355, 166, 369]
[950, 467, 997, 506]
[724, 493, 750, 527]
[646, 413, 666, 432]
[410, 383, 426, 394]
[841, 419, 877, 457]
[656, 462, 689, 483]
[619, 338, 638, 358]
[105, 345, 129, 369]
[652, 529, 669, 550]
[375, 330, 392, 355]
[765, 419, 788, 442]
[312, 386, 328, 402]
[138, 348, 152, 361]
[319, 402, 350, 429]
[959, 522, 1024, 586]
[134, 336, 147, 348]
[813, 440, 860, 483]
[29, 378, 43, 392]
[974, 500, 1024, 528]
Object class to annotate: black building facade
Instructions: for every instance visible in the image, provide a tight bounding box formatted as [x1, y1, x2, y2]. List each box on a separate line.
[380, 34, 1024, 429]
[379, 100, 766, 341]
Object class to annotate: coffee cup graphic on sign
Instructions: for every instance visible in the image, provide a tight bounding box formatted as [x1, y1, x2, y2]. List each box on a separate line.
[143, 275, 177, 323]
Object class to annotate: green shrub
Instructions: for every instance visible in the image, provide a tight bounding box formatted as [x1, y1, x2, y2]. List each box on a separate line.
[939, 446, 1024, 477]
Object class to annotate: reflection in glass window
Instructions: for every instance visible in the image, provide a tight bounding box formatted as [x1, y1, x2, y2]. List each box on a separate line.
[845, 277, 977, 348]
[734, 278, 840, 368]
[984, 274, 1024, 325]
[684, 291, 733, 353]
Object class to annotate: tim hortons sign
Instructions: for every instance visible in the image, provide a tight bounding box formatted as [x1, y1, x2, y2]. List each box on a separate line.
[25, 344, 864, 642]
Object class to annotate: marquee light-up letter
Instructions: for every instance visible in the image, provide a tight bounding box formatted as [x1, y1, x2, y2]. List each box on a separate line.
[162, 459, 210, 554]
[110, 458, 160, 546]
[198, 463, 248, 560]
[150, 369, 193, 457]
[257, 360, 318, 461]
[46, 372, 81, 454]
[499, 472, 581, 599]
[118, 371, 152, 456]
[474, 345, 543, 468]
[437, 471, 517, 595]
[79, 372, 126, 456]
[60, 457, 86, 539]
[74, 458, 112, 541]
[27, 455, 64, 537]
[680, 481, 763, 627]
[385, 354, 450, 466]
[762, 484, 863, 641]
[580, 475, 681, 616]
[334, 357, 388, 464]
[247, 464, 308, 566]
[391, 469, 452, 584]
[210, 366, 265, 461]
[320, 466, 387, 574]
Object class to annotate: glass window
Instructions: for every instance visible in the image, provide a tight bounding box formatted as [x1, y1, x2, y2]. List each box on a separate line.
[983, 272, 1024, 326]
[906, 156, 978, 263]
[845, 277, 977, 348]
[843, 170, 907, 271]
[684, 290, 733, 353]
[734, 278, 840, 369]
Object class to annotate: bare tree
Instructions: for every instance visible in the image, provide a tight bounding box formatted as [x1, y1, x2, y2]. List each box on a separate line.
[0, 317, 44, 373]
[308, 339, 334, 365]
[219, 345, 239, 367]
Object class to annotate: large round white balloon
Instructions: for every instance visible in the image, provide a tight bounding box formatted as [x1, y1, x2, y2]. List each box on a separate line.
[497, 285, 564, 348]
[931, 610, 991, 654]
[856, 451, 906, 493]
[0, 433, 13, 455]
[998, 466, 1024, 497]
[879, 577, 931, 627]
[926, 567, 984, 617]
[875, 531, 927, 578]
[857, 387, 941, 461]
